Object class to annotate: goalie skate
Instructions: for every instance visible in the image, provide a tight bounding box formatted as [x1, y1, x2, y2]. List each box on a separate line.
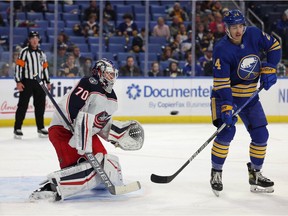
[210, 168, 223, 197]
[29, 181, 61, 202]
[247, 162, 274, 193]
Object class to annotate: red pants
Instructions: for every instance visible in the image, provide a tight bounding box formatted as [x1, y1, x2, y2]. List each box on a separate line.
[48, 126, 107, 169]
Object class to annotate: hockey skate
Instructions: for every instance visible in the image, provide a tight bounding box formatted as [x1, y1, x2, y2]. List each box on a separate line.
[38, 128, 48, 138]
[247, 162, 274, 193]
[210, 168, 223, 197]
[29, 180, 61, 202]
[14, 129, 23, 139]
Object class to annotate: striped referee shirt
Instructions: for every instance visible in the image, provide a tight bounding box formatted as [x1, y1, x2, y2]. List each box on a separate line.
[14, 46, 50, 83]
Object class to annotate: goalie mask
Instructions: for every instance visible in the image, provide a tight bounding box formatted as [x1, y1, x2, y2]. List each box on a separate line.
[92, 58, 118, 93]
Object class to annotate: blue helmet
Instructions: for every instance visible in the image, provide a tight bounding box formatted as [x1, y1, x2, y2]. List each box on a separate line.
[223, 9, 245, 26]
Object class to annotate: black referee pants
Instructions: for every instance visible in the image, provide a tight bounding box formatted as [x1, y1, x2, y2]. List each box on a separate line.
[14, 79, 46, 131]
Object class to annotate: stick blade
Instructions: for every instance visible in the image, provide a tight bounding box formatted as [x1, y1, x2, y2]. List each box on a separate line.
[112, 181, 141, 195]
[150, 174, 174, 184]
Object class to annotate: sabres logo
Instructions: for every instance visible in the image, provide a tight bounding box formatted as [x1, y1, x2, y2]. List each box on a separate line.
[89, 77, 98, 85]
[237, 55, 260, 80]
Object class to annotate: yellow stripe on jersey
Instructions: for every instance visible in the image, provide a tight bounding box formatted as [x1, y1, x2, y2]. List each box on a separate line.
[211, 97, 217, 122]
[213, 77, 230, 91]
[268, 39, 281, 52]
[231, 83, 257, 97]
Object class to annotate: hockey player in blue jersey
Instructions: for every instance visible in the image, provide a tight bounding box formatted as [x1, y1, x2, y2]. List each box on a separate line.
[209, 9, 281, 196]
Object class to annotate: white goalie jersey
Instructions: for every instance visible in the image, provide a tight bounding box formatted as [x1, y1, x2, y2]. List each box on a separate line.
[50, 76, 117, 141]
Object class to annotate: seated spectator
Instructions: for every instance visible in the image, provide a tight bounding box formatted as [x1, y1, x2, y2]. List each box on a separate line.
[0, 63, 10, 77]
[163, 61, 182, 77]
[56, 43, 68, 70]
[178, 23, 188, 43]
[211, 1, 223, 13]
[148, 62, 163, 77]
[82, 13, 99, 37]
[119, 56, 141, 77]
[57, 32, 73, 52]
[81, 57, 93, 77]
[58, 54, 80, 77]
[168, 2, 189, 23]
[160, 45, 178, 61]
[103, 16, 115, 37]
[182, 52, 203, 76]
[169, 16, 181, 39]
[169, 34, 182, 60]
[213, 23, 225, 43]
[117, 13, 138, 37]
[198, 46, 213, 76]
[152, 17, 171, 40]
[25, 1, 48, 12]
[208, 12, 225, 33]
[131, 28, 145, 53]
[276, 10, 288, 58]
[103, 1, 116, 21]
[83, 0, 99, 21]
[71, 45, 86, 72]
[277, 62, 287, 77]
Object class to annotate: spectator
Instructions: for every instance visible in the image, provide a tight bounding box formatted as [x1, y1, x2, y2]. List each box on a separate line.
[58, 54, 80, 77]
[198, 45, 213, 76]
[168, 2, 189, 23]
[131, 28, 145, 53]
[181, 30, 202, 58]
[103, 1, 116, 21]
[160, 45, 178, 62]
[169, 34, 182, 60]
[152, 17, 171, 40]
[277, 62, 286, 77]
[195, 23, 208, 47]
[0, 63, 10, 77]
[211, 1, 223, 13]
[213, 23, 226, 43]
[57, 32, 73, 52]
[103, 16, 115, 37]
[83, 0, 99, 21]
[148, 61, 163, 77]
[82, 13, 99, 37]
[25, 0, 47, 12]
[178, 23, 188, 43]
[169, 16, 181, 39]
[71, 45, 86, 72]
[117, 13, 138, 37]
[276, 10, 288, 59]
[182, 52, 203, 76]
[208, 12, 225, 33]
[163, 61, 182, 77]
[119, 56, 141, 77]
[81, 57, 93, 77]
[56, 43, 68, 71]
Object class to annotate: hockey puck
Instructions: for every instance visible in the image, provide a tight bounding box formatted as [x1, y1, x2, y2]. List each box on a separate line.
[170, 111, 179, 115]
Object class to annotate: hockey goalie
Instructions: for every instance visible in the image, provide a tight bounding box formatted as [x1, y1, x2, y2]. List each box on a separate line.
[30, 58, 144, 201]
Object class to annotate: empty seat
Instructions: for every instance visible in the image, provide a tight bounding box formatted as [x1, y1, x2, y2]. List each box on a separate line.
[47, 3, 62, 12]
[63, 4, 80, 13]
[90, 44, 107, 54]
[114, 5, 133, 14]
[34, 20, 49, 28]
[75, 43, 89, 52]
[40, 43, 52, 52]
[95, 52, 117, 61]
[117, 52, 136, 62]
[27, 12, 44, 21]
[149, 36, 167, 45]
[108, 43, 126, 53]
[62, 13, 80, 21]
[69, 36, 86, 44]
[49, 20, 65, 29]
[150, 5, 166, 14]
[109, 36, 127, 45]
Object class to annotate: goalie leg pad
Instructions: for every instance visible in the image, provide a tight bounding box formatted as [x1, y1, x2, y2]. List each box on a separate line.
[47, 153, 104, 200]
[103, 154, 123, 186]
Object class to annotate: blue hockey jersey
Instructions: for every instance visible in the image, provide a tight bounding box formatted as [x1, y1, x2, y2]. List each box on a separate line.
[211, 26, 281, 106]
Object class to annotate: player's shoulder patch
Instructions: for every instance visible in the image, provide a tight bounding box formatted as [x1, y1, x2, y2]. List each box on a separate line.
[88, 77, 98, 85]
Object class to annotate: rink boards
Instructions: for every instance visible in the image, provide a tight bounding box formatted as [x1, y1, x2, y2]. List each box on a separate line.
[0, 77, 288, 126]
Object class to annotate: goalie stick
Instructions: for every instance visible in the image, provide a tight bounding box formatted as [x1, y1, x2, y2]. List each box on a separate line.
[151, 85, 264, 184]
[34, 74, 141, 195]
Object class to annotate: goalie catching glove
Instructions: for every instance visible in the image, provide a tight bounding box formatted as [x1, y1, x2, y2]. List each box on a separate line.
[108, 120, 144, 151]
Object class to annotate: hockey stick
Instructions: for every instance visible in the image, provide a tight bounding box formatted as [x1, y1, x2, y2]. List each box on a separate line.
[151, 85, 264, 184]
[35, 75, 141, 195]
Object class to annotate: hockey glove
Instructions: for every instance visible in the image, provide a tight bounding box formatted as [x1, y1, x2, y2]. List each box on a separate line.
[221, 104, 237, 127]
[260, 63, 277, 91]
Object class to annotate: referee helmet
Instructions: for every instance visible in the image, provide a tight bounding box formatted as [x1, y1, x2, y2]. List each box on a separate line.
[28, 31, 40, 39]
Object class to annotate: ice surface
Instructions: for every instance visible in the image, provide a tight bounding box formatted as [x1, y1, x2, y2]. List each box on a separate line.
[0, 124, 288, 215]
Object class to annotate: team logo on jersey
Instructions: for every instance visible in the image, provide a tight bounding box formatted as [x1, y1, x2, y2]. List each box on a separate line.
[94, 111, 111, 129]
[237, 55, 260, 80]
[89, 77, 98, 85]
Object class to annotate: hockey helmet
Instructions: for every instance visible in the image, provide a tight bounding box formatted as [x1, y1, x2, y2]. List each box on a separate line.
[223, 9, 246, 26]
[92, 58, 118, 93]
[28, 31, 40, 39]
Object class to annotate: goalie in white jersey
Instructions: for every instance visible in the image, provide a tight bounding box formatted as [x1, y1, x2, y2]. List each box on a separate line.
[30, 58, 144, 201]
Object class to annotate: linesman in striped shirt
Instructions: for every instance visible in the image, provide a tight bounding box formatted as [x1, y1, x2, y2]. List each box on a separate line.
[14, 31, 51, 139]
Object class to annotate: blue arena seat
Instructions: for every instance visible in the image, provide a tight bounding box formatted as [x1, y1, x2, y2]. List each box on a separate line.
[27, 12, 44, 21]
